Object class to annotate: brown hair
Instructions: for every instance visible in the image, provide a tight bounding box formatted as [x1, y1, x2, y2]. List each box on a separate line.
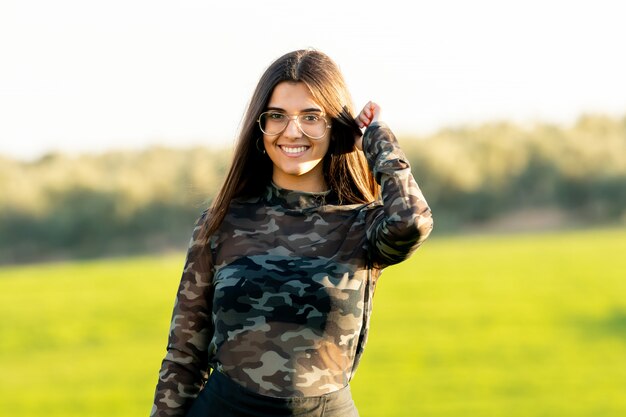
[200, 49, 379, 242]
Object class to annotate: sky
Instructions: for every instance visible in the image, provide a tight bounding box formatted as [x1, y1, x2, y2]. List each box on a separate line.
[1, 0, 625, 160]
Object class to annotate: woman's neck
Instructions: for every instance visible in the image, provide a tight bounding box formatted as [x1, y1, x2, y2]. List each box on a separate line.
[271, 172, 328, 193]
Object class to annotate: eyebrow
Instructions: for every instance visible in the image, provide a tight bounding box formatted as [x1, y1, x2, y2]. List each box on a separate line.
[266, 107, 323, 113]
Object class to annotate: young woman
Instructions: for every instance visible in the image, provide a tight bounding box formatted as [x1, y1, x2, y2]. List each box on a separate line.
[151, 49, 433, 417]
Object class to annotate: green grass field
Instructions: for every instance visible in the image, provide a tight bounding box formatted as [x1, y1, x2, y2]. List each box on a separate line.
[1, 228, 625, 417]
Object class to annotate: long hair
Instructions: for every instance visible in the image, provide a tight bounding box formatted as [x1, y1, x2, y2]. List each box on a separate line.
[200, 49, 379, 242]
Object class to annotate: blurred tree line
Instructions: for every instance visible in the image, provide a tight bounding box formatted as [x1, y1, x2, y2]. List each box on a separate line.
[1, 114, 625, 264]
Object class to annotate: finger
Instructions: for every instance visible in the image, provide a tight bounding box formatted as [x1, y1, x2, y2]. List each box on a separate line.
[358, 112, 367, 123]
[370, 102, 381, 122]
[358, 114, 369, 128]
[364, 105, 371, 119]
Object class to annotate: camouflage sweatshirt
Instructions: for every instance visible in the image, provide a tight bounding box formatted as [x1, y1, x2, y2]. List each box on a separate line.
[151, 122, 433, 416]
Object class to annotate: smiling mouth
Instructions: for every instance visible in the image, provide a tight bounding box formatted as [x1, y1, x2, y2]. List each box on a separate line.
[279, 145, 310, 155]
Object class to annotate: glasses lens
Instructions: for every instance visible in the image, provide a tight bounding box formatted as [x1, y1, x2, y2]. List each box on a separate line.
[258, 112, 328, 139]
[259, 112, 285, 135]
[298, 114, 327, 139]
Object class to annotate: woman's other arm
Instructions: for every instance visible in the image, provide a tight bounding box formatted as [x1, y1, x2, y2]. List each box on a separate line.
[151, 211, 214, 417]
[357, 102, 434, 268]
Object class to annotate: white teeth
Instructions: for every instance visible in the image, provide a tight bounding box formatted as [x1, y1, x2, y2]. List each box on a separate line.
[280, 146, 308, 154]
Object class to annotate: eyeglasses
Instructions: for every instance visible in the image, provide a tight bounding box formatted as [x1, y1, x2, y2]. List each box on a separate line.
[257, 111, 331, 140]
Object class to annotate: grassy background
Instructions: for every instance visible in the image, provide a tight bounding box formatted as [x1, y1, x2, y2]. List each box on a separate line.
[1, 228, 625, 416]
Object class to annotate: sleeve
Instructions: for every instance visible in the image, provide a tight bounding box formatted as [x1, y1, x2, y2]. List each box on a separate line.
[150, 211, 215, 417]
[363, 122, 434, 268]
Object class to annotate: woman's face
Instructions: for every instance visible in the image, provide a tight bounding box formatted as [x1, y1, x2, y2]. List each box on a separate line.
[262, 81, 331, 192]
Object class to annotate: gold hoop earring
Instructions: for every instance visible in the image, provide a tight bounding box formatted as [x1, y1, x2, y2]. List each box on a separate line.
[256, 137, 266, 154]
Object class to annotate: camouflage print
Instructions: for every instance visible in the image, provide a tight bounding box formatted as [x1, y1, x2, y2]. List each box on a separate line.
[362, 122, 434, 267]
[150, 122, 433, 416]
[150, 212, 213, 417]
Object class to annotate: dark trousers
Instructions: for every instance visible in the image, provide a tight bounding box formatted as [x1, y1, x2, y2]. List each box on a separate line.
[185, 370, 359, 417]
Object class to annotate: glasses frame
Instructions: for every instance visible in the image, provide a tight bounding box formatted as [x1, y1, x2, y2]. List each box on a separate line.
[257, 111, 332, 140]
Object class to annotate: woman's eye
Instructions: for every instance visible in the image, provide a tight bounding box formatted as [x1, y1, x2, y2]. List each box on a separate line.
[269, 113, 286, 120]
[302, 114, 320, 122]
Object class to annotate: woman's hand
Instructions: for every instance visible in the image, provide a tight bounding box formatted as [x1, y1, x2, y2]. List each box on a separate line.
[355, 101, 381, 150]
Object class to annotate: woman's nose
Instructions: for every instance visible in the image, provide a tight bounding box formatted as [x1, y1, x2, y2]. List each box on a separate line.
[283, 117, 302, 138]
